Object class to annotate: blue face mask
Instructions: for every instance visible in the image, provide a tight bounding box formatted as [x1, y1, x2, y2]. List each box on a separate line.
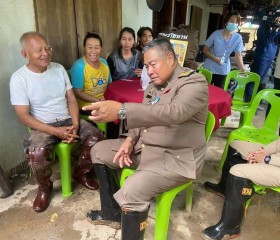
[226, 23, 238, 32]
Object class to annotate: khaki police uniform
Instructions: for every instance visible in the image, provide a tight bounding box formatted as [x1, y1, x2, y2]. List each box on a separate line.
[230, 140, 280, 187]
[91, 65, 209, 212]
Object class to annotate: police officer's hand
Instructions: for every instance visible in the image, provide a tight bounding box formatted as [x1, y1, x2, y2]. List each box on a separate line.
[247, 147, 267, 164]
[53, 126, 79, 143]
[113, 137, 134, 168]
[82, 100, 121, 123]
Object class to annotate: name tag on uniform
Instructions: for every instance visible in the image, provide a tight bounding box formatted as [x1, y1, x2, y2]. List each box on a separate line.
[148, 96, 160, 105]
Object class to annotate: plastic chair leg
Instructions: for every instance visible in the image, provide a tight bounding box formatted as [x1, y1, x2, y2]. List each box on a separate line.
[154, 182, 192, 240]
[154, 193, 175, 240]
[220, 117, 226, 126]
[218, 143, 229, 172]
[55, 143, 75, 197]
[185, 182, 193, 212]
[238, 112, 245, 128]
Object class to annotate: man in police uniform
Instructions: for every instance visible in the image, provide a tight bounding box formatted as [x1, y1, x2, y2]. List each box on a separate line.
[202, 139, 280, 240]
[83, 38, 208, 239]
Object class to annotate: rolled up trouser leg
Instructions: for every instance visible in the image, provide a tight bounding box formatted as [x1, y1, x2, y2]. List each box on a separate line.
[28, 147, 53, 212]
[75, 132, 104, 190]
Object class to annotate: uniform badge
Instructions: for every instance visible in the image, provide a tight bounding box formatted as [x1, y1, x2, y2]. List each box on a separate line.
[148, 96, 160, 105]
[179, 69, 195, 78]
[146, 88, 154, 98]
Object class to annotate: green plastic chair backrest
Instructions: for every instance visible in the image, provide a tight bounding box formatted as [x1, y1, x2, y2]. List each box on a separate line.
[205, 111, 215, 143]
[80, 114, 107, 137]
[243, 89, 280, 136]
[223, 70, 260, 105]
[197, 67, 212, 84]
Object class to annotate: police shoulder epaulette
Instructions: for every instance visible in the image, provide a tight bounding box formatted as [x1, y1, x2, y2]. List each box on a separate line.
[179, 69, 195, 78]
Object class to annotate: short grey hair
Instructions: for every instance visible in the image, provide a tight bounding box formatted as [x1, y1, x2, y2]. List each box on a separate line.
[20, 31, 47, 49]
[143, 38, 176, 60]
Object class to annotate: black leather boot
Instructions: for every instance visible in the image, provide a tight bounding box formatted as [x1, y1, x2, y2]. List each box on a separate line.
[87, 164, 121, 229]
[204, 146, 247, 197]
[121, 210, 149, 240]
[202, 174, 255, 240]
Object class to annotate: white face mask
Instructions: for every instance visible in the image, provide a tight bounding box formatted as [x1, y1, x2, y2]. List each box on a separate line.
[226, 23, 238, 32]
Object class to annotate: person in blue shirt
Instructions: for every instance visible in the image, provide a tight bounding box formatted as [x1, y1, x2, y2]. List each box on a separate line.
[248, 17, 280, 95]
[70, 32, 112, 116]
[203, 11, 246, 88]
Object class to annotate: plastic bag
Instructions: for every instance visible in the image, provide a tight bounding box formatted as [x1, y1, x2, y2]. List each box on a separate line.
[140, 66, 150, 90]
[227, 78, 238, 98]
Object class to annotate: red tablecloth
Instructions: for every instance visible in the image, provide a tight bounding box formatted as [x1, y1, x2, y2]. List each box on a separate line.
[105, 79, 232, 130]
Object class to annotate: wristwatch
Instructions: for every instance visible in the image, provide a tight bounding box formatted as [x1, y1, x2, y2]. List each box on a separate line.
[118, 103, 127, 120]
[264, 155, 271, 164]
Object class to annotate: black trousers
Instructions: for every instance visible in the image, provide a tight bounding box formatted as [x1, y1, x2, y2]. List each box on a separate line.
[211, 74, 226, 89]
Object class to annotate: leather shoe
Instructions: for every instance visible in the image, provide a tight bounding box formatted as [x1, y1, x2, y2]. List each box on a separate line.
[33, 182, 53, 212]
[204, 182, 225, 198]
[76, 174, 99, 190]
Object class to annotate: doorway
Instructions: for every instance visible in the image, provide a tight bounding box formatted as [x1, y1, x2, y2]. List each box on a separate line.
[34, 0, 121, 69]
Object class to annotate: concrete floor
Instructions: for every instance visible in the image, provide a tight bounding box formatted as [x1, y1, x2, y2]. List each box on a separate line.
[0, 108, 279, 240]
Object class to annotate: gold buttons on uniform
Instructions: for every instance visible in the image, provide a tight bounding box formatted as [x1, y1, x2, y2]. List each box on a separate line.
[144, 129, 147, 133]
[141, 144, 145, 148]
[176, 155, 180, 159]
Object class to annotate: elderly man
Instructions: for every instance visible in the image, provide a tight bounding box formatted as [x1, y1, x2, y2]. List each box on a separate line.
[10, 32, 103, 213]
[83, 38, 208, 239]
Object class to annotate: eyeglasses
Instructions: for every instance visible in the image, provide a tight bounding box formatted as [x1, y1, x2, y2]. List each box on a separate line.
[32, 46, 53, 54]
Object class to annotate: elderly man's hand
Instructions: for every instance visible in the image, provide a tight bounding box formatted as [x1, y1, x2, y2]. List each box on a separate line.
[53, 126, 79, 143]
[82, 100, 122, 123]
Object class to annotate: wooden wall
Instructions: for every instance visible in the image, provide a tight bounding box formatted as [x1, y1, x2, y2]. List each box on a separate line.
[34, 0, 121, 69]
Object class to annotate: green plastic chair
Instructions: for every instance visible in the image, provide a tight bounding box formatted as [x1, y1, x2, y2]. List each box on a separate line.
[197, 67, 212, 84]
[54, 142, 76, 197]
[119, 111, 215, 240]
[221, 70, 260, 127]
[245, 185, 280, 210]
[27, 128, 75, 197]
[80, 114, 107, 138]
[218, 89, 280, 172]
[205, 111, 215, 143]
